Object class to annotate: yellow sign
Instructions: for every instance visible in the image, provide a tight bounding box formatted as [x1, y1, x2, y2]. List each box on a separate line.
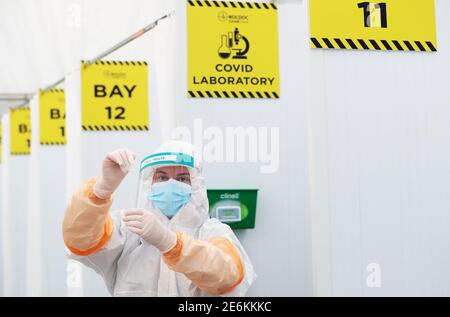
[187, 0, 280, 99]
[81, 60, 149, 131]
[310, 0, 437, 52]
[10, 107, 31, 155]
[40, 89, 66, 145]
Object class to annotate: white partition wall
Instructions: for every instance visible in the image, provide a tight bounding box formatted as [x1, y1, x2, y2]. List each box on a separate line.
[27, 95, 68, 296]
[307, 1, 450, 296]
[26, 96, 42, 296]
[0, 112, 30, 296]
[0, 117, 4, 297]
[0, 164, 2, 297]
[171, 0, 313, 296]
[0, 115, 9, 296]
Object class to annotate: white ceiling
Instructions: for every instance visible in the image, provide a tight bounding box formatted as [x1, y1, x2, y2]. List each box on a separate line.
[0, 0, 174, 115]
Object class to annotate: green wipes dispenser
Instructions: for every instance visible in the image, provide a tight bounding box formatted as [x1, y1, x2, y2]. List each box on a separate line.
[207, 189, 258, 229]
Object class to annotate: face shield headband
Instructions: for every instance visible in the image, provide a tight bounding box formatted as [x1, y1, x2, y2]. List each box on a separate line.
[140, 152, 195, 173]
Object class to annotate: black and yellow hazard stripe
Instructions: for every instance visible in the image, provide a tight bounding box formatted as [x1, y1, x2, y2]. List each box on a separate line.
[11, 151, 30, 155]
[82, 125, 149, 131]
[81, 60, 148, 66]
[10, 106, 30, 112]
[40, 88, 64, 94]
[188, 90, 279, 98]
[310, 38, 437, 52]
[187, 0, 277, 9]
[40, 141, 66, 146]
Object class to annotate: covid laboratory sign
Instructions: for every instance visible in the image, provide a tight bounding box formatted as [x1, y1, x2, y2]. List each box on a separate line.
[310, 0, 437, 52]
[187, 0, 280, 99]
[81, 60, 149, 131]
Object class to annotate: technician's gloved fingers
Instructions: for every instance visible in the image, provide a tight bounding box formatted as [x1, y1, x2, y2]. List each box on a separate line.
[118, 151, 128, 173]
[118, 150, 131, 173]
[141, 215, 156, 232]
[106, 150, 124, 168]
[129, 150, 136, 161]
[94, 148, 136, 199]
[124, 210, 176, 253]
[127, 226, 144, 236]
[123, 220, 143, 229]
[107, 148, 135, 170]
[123, 209, 145, 217]
[122, 214, 143, 222]
[124, 149, 136, 171]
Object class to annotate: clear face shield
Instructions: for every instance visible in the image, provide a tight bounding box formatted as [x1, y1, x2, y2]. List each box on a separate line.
[135, 151, 195, 218]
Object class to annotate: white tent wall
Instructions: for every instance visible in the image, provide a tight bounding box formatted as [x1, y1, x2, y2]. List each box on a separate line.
[0, 112, 30, 296]
[0, 120, 4, 296]
[0, 115, 9, 296]
[27, 95, 67, 296]
[26, 96, 42, 296]
[307, 1, 450, 296]
[171, 0, 313, 296]
[15, 137, 30, 298]
[64, 2, 176, 296]
[0, 167, 2, 297]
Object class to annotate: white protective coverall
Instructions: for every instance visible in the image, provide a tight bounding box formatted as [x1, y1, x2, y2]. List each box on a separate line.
[62, 141, 256, 296]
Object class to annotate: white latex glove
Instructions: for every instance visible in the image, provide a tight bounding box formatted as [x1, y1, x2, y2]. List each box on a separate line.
[123, 209, 177, 253]
[93, 148, 136, 199]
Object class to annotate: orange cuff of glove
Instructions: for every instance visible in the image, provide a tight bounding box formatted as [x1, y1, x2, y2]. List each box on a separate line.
[163, 232, 244, 295]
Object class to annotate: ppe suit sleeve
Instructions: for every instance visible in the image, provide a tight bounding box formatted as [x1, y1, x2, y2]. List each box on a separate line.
[63, 178, 128, 295]
[68, 212, 127, 295]
[62, 177, 114, 255]
[163, 232, 245, 295]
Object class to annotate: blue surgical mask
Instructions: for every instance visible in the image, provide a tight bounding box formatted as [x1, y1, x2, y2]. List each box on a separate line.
[147, 179, 192, 218]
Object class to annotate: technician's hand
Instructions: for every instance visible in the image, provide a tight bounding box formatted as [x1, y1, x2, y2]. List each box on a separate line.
[93, 148, 136, 199]
[123, 209, 177, 253]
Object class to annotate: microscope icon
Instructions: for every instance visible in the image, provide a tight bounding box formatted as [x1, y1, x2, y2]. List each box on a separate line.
[218, 28, 250, 59]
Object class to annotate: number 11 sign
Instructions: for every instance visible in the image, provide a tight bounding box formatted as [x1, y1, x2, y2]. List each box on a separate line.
[309, 0, 437, 52]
